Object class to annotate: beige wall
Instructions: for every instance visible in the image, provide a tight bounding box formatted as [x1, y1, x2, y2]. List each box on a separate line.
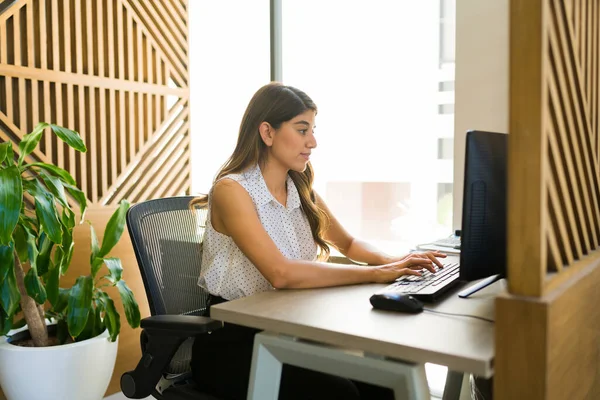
[453, 0, 510, 230]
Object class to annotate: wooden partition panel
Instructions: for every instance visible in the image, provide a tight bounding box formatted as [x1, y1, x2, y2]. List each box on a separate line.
[497, 0, 600, 398]
[0, 0, 190, 205]
[509, 0, 600, 297]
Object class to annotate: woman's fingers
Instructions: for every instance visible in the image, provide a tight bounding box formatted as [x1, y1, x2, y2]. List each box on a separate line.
[412, 251, 446, 269]
[402, 256, 436, 273]
[401, 268, 422, 276]
[425, 253, 445, 269]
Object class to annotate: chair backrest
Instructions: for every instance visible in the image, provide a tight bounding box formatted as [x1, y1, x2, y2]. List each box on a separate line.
[127, 196, 209, 375]
[127, 196, 209, 317]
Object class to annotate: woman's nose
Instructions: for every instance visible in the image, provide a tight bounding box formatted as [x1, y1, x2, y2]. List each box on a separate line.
[307, 133, 317, 149]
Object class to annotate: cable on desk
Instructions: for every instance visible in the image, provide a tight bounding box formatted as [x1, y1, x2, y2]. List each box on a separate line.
[423, 308, 494, 323]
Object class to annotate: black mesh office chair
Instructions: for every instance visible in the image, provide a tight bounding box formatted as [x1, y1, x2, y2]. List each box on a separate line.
[120, 196, 223, 400]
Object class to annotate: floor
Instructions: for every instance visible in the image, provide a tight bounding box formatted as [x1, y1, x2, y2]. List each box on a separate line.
[104, 393, 151, 400]
[105, 392, 443, 400]
[103, 364, 453, 399]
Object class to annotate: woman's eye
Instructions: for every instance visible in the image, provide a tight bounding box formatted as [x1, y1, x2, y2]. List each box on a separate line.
[299, 130, 307, 135]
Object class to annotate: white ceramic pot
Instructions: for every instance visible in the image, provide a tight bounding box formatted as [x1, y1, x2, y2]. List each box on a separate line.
[0, 326, 118, 400]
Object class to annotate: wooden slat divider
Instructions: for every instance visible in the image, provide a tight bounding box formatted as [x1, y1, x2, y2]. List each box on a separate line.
[550, 0, 596, 251]
[26, 0, 35, 135]
[159, 0, 187, 42]
[137, 22, 143, 152]
[547, 83, 583, 258]
[97, 0, 108, 195]
[126, 6, 135, 163]
[130, 125, 190, 201]
[0, 62, 186, 96]
[153, 153, 189, 199]
[121, 0, 186, 85]
[0, 0, 27, 24]
[545, 145, 575, 265]
[86, 0, 98, 202]
[99, 98, 188, 204]
[170, 0, 187, 26]
[148, 1, 187, 54]
[0, 111, 51, 165]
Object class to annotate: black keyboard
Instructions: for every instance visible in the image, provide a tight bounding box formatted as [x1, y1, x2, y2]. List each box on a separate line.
[376, 261, 461, 302]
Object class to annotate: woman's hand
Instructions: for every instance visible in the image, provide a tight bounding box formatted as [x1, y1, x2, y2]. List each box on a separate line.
[372, 251, 447, 283]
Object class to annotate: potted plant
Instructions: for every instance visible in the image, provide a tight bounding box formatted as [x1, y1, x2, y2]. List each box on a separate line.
[0, 123, 141, 400]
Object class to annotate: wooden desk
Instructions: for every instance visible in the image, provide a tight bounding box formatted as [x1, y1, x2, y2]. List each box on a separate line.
[212, 278, 503, 399]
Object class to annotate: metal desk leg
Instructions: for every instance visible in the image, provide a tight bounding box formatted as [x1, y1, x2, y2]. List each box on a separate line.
[442, 370, 464, 400]
[247, 332, 430, 400]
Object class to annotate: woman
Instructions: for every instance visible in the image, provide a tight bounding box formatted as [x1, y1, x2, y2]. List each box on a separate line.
[190, 82, 446, 399]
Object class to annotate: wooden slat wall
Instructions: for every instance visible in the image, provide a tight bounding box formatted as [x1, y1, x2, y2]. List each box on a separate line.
[0, 0, 191, 206]
[497, 0, 600, 398]
[0, 1, 189, 398]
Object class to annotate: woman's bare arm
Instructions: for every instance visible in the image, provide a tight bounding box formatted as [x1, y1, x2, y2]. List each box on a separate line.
[210, 180, 436, 289]
[316, 193, 445, 267]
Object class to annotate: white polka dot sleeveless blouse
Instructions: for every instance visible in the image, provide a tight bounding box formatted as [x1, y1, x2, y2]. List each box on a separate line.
[198, 164, 319, 300]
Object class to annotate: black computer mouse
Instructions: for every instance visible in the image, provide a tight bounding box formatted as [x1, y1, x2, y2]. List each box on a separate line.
[369, 293, 424, 314]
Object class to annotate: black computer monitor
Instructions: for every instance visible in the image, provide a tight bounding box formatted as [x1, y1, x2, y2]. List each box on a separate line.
[457, 130, 508, 298]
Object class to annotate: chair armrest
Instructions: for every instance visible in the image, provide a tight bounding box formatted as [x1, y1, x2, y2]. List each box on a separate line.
[141, 314, 223, 335]
[121, 315, 223, 399]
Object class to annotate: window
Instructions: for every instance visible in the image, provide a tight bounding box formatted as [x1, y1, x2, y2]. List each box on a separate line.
[282, 0, 455, 254]
[188, 0, 271, 193]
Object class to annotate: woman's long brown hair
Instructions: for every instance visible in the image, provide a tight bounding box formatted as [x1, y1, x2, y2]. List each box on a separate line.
[190, 82, 331, 259]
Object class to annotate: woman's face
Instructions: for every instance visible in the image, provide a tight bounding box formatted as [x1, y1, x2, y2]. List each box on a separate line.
[268, 110, 317, 172]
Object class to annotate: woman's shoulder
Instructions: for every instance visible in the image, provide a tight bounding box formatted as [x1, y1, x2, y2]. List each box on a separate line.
[217, 165, 259, 184]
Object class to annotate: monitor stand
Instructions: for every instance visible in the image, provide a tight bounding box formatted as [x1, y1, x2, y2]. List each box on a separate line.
[458, 274, 503, 298]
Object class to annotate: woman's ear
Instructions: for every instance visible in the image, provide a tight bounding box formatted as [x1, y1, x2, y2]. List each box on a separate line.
[258, 122, 274, 147]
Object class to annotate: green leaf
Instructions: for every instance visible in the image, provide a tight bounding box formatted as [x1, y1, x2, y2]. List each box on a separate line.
[91, 257, 104, 280]
[53, 288, 70, 314]
[0, 245, 21, 316]
[23, 179, 63, 245]
[21, 224, 39, 272]
[116, 280, 140, 328]
[19, 214, 38, 232]
[66, 275, 94, 337]
[57, 319, 69, 345]
[94, 300, 105, 336]
[90, 223, 100, 265]
[61, 208, 76, 230]
[75, 307, 96, 342]
[24, 162, 76, 185]
[0, 166, 22, 245]
[46, 263, 60, 307]
[49, 124, 87, 153]
[18, 123, 49, 166]
[36, 233, 53, 278]
[6, 142, 13, 165]
[59, 213, 74, 275]
[13, 225, 28, 262]
[100, 292, 120, 342]
[33, 191, 62, 244]
[63, 184, 87, 222]
[24, 268, 47, 304]
[40, 173, 68, 207]
[102, 258, 123, 283]
[98, 200, 130, 258]
[11, 317, 26, 330]
[0, 307, 12, 336]
[0, 142, 10, 164]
